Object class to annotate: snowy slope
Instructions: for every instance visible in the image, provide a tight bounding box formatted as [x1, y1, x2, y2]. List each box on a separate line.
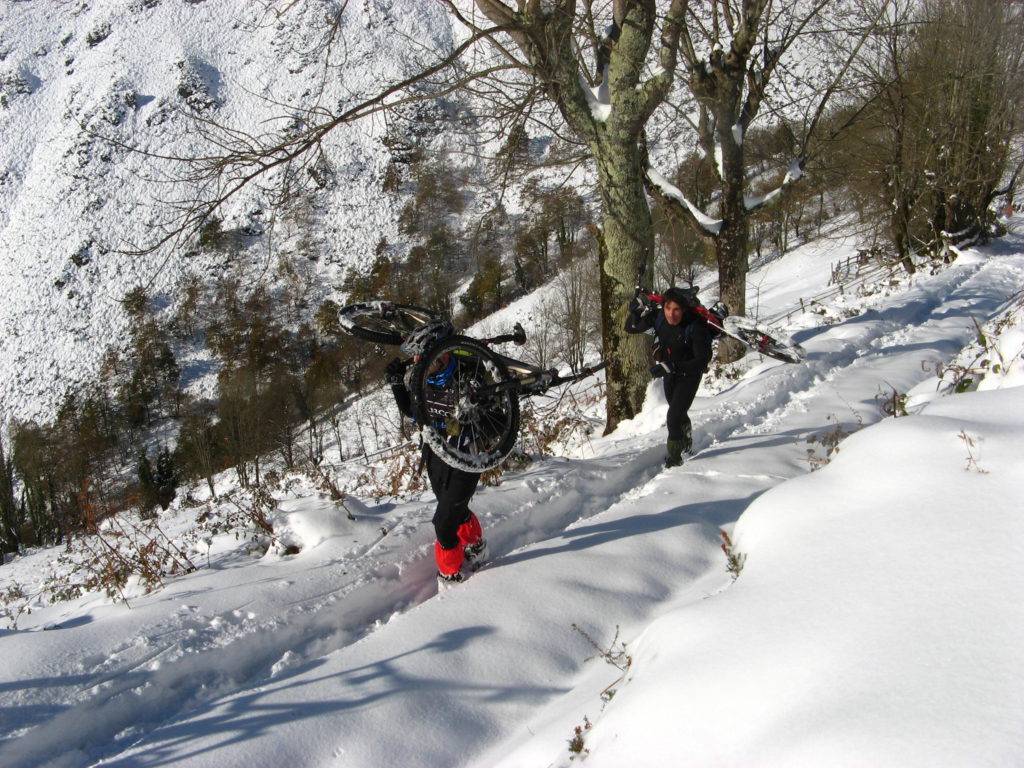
[0, 0, 456, 422]
[2, 219, 1022, 767]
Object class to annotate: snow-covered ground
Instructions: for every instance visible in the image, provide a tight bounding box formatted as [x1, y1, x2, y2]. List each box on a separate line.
[2, 219, 1023, 767]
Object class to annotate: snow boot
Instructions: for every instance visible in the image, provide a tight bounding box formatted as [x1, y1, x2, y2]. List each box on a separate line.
[464, 538, 488, 571]
[457, 513, 487, 571]
[437, 570, 465, 590]
[665, 438, 687, 468]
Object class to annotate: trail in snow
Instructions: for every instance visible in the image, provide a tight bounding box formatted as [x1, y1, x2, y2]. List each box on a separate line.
[2, 246, 1023, 767]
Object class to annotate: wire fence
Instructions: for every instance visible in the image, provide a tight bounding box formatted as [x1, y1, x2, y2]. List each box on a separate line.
[767, 250, 903, 326]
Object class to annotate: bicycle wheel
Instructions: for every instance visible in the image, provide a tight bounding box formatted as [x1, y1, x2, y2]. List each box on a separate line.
[725, 317, 806, 364]
[338, 301, 438, 346]
[409, 335, 521, 472]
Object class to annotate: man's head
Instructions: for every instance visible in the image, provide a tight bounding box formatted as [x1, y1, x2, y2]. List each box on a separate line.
[428, 351, 452, 374]
[661, 286, 699, 326]
[424, 351, 457, 387]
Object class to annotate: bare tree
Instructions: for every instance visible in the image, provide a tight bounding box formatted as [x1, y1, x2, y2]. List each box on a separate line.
[527, 295, 559, 370]
[459, 0, 690, 428]
[645, 2, 864, 330]
[124, 2, 866, 429]
[438, 1, 877, 380]
[841, 0, 1024, 267]
[554, 252, 602, 374]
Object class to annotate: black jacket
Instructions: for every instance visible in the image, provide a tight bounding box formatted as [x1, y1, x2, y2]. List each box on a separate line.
[625, 305, 713, 377]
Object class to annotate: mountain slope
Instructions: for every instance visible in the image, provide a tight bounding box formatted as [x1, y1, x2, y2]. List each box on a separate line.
[2, 222, 1022, 767]
[0, 0, 455, 421]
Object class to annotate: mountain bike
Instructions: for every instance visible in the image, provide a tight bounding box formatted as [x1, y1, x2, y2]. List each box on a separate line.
[634, 273, 806, 365]
[339, 301, 608, 472]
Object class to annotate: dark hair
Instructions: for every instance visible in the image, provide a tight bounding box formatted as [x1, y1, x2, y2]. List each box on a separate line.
[662, 286, 700, 309]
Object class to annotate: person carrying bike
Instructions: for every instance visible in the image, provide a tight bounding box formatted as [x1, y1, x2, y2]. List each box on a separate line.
[625, 286, 713, 467]
[386, 319, 488, 585]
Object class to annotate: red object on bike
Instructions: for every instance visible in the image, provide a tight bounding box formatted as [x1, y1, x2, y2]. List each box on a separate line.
[692, 305, 725, 332]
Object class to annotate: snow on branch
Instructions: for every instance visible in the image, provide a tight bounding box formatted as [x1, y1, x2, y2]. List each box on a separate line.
[744, 158, 805, 212]
[646, 167, 723, 235]
[579, 66, 611, 122]
[732, 123, 744, 146]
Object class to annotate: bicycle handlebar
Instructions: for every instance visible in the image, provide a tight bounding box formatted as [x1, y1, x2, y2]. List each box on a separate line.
[481, 322, 527, 347]
[635, 265, 662, 306]
[546, 360, 609, 388]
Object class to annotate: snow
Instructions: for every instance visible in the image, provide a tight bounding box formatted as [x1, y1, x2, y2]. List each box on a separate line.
[646, 166, 724, 235]
[3, 215, 1024, 767]
[579, 67, 611, 122]
[3, 3, 1024, 766]
[745, 157, 805, 210]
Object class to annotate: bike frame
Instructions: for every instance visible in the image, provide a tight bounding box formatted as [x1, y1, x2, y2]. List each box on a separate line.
[472, 322, 608, 399]
[475, 351, 605, 400]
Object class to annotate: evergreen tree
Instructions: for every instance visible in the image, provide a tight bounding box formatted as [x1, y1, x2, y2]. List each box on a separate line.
[154, 446, 178, 510]
[137, 449, 157, 514]
[0, 432, 21, 555]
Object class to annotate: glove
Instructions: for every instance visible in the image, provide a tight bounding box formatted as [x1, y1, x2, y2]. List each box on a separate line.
[650, 361, 673, 378]
[628, 295, 653, 315]
[386, 357, 410, 384]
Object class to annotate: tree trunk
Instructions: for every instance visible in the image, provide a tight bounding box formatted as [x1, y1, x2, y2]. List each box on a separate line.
[594, 138, 654, 428]
[714, 110, 750, 361]
[593, 127, 657, 430]
[716, 160, 748, 315]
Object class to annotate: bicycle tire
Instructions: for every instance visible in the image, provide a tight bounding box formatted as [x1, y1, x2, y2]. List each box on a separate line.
[409, 335, 521, 473]
[338, 301, 438, 346]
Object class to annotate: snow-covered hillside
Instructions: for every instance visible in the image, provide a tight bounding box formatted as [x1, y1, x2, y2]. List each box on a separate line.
[0, 0, 458, 422]
[2, 218, 1022, 767]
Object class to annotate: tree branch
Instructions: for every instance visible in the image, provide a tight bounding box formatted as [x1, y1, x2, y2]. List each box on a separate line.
[102, 22, 513, 256]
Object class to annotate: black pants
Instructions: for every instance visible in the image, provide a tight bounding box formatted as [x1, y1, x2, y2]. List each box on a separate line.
[663, 373, 701, 441]
[424, 448, 480, 550]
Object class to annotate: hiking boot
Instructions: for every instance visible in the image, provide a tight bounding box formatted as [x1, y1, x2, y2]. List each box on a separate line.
[665, 438, 687, 468]
[464, 538, 488, 571]
[437, 570, 465, 590]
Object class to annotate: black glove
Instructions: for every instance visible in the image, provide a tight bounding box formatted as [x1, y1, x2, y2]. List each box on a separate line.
[628, 295, 652, 315]
[650, 361, 672, 378]
[386, 357, 411, 384]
